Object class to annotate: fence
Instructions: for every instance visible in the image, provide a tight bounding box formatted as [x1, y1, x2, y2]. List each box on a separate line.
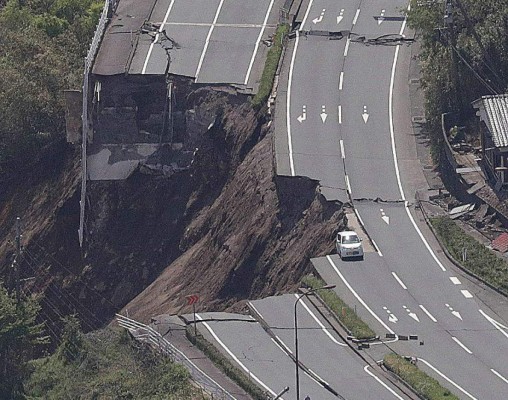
[116, 314, 237, 400]
[79, 0, 116, 247]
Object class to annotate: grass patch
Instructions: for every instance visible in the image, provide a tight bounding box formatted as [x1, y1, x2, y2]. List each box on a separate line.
[186, 327, 268, 400]
[302, 275, 376, 340]
[25, 328, 201, 399]
[430, 216, 508, 294]
[251, 24, 290, 108]
[384, 353, 459, 399]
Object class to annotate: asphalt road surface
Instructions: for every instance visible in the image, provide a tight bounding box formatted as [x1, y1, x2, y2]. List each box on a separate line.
[276, 0, 508, 398]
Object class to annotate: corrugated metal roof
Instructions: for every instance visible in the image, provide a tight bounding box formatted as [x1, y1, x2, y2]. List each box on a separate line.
[474, 94, 508, 148]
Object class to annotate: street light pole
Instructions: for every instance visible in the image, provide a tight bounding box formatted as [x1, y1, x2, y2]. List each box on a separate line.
[294, 284, 335, 400]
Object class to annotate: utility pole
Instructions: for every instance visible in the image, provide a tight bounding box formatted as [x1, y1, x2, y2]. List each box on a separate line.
[14, 217, 22, 303]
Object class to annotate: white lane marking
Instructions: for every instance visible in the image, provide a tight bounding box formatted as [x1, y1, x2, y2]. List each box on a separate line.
[391, 272, 407, 290]
[295, 294, 347, 346]
[461, 289, 473, 298]
[326, 255, 395, 334]
[352, 9, 360, 25]
[271, 337, 289, 354]
[338, 105, 342, 124]
[275, 335, 293, 354]
[345, 175, 352, 194]
[142, 0, 176, 74]
[300, 0, 314, 29]
[243, 0, 275, 85]
[195, 0, 227, 80]
[343, 37, 350, 57]
[165, 22, 270, 28]
[491, 369, 508, 384]
[371, 239, 383, 257]
[452, 336, 473, 354]
[286, 31, 300, 176]
[479, 309, 508, 339]
[450, 276, 461, 285]
[196, 314, 277, 397]
[419, 305, 437, 322]
[388, 5, 447, 273]
[419, 358, 478, 400]
[340, 139, 345, 159]
[364, 366, 404, 399]
[339, 71, 344, 90]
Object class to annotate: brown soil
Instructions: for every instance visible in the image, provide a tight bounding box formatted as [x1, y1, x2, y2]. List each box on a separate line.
[0, 87, 346, 334]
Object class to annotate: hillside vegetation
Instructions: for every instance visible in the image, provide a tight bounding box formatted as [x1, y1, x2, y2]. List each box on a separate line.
[407, 0, 508, 156]
[0, 0, 102, 180]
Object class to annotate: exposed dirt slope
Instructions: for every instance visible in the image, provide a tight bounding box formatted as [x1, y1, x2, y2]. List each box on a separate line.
[0, 88, 346, 332]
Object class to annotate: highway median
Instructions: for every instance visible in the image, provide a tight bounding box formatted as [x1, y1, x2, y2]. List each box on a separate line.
[302, 274, 376, 340]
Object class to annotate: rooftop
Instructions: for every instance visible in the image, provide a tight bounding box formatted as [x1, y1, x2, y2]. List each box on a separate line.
[473, 94, 508, 148]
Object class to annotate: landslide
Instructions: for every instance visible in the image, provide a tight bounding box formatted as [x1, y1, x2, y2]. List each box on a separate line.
[0, 87, 347, 330]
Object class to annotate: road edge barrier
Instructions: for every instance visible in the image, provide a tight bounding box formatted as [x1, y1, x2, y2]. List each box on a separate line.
[115, 313, 237, 400]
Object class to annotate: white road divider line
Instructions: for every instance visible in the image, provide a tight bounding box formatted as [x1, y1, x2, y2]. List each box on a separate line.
[338, 105, 342, 124]
[419, 305, 437, 322]
[340, 139, 345, 159]
[345, 175, 351, 194]
[449, 276, 461, 285]
[195, 0, 226, 80]
[295, 294, 347, 347]
[479, 309, 508, 339]
[286, 30, 300, 176]
[196, 314, 277, 397]
[419, 358, 478, 400]
[364, 366, 404, 399]
[300, 0, 314, 29]
[388, 4, 447, 273]
[343, 37, 350, 57]
[352, 9, 360, 25]
[244, 0, 275, 85]
[491, 369, 508, 384]
[461, 289, 473, 298]
[371, 239, 383, 257]
[391, 272, 407, 290]
[142, 0, 176, 74]
[339, 71, 344, 90]
[452, 336, 473, 354]
[326, 255, 395, 334]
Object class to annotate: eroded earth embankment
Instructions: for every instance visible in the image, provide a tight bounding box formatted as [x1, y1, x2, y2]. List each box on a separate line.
[0, 87, 346, 330]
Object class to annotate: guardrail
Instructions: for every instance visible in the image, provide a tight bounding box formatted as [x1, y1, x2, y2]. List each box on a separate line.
[116, 314, 237, 400]
[79, 0, 114, 247]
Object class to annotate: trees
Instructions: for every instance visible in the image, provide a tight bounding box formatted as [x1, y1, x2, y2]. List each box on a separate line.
[0, 283, 47, 399]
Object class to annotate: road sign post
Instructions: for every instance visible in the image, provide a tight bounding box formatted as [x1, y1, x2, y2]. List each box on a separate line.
[186, 294, 199, 336]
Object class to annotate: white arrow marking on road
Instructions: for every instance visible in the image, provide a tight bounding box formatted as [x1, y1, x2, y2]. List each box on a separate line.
[297, 105, 306, 123]
[380, 208, 390, 224]
[378, 9, 385, 25]
[320, 105, 327, 123]
[337, 9, 344, 24]
[403, 305, 420, 322]
[362, 105, 369, 123]
[313, 9, 325, 24]
[383, 306, 398, 323]
[446, 304, 463, 320]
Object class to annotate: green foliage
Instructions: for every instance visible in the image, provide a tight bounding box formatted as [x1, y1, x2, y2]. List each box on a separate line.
[301, 275, 376, 340]
[430, 216, 508, 294]
[384, 353, 460, 399]
[0, 282, 47, 399]
[407, 0, 508, 159]
[251, 24, 289, 108]
[26, 328, 200, 400]
[0, 0, 102, 178]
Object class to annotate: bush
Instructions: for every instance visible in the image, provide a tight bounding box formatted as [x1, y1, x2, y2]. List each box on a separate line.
[384, 353, 459, 399]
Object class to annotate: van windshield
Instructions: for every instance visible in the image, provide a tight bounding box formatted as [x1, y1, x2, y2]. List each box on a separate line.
[342, 235, 360, 244]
